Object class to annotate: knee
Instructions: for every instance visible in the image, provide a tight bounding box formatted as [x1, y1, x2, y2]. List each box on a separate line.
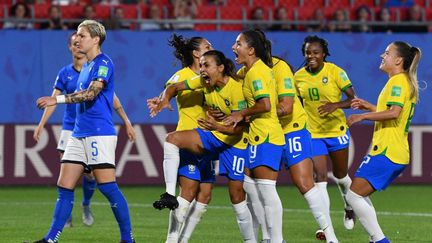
[229, 188, 246, 204]
[166, 132, 180, 146]
[197, 191, 212, 204]
[180, 189, 197, 202]
[296, 181, 314, 195]
[314, 172, 327, 182]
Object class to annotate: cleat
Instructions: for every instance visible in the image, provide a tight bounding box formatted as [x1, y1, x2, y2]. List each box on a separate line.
[343, 209, 355, 230]
[315, 229, 326, 241]
[29, 239, 58, 243]
[64, 215, 73, 228]
[82, 205, 94, 226]
[153, 192, 179, 210]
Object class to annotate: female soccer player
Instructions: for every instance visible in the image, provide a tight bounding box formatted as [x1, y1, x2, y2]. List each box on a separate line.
[273, 56, 338, 243]
[147, 34, 215, 243]
[346, 41, 421, 243]
[294, 35, 357, 235]
[149, 50, 255, 242]
[33, 32, 136, 228]
[34, 20, 135, 243]
[224, 29, 285, 243]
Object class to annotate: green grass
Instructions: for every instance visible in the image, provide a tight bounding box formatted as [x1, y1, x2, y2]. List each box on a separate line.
[1, 185, 432, 243]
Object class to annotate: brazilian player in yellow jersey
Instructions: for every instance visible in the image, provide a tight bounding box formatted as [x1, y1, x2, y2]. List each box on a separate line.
[346, 42, 421, 243]
[225, 30, 285, 243]
[150, 50, 256, 242]
[147, 34, 215, 243]
[295, 35, 357, 232]
[273, 57, 339, 242]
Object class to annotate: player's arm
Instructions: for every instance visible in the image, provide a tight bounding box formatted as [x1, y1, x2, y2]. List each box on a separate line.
[277, 96, 294, 117]
[113, 93, 136, 142]
[347, 105, 402, 126]
[198, 111, 246, 135]
[318, 86, 356, 116]
[36, 80, 104, 109]
[147, 81, 188, 117]
[223, 97, 270, 127]
[33, 89, 62, 142]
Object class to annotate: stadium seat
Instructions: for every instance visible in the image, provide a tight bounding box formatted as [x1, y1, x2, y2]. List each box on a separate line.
[138, 4, 148, 18]
[34, 4, 50, 19]
[425, 7, 432, 20]
[351, 0, 376, 8]
[94, 5, 111, 20]
[195, 5, 217, 30]
[299, 0, 324, 7]
[149, 0, 170, 5]
[275, 0, 300, 7]
[61, 5, 83, 19]
[225, 0, 250, 6]
[251, 0, 275, 7]
[119, 4, 138, 19]
[271, 5, 295, 20]
[218, 5, 244, 30]
[327, 0, 350, 8]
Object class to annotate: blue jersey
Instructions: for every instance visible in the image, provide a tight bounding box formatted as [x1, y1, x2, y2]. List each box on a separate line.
[53, 64, 79, 131]
[73, 53, 116, 138]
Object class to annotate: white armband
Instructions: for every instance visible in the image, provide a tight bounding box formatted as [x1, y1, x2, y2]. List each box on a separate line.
[56, 95, 66, 104]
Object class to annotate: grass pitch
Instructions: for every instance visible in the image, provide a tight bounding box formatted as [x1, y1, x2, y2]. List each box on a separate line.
[1, 185, 432, 243]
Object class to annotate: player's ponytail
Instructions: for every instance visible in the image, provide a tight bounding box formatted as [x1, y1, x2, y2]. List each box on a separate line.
[241, 29, 273, 68]
[168, 34, 204, 68]
[393, 41, 421, 102]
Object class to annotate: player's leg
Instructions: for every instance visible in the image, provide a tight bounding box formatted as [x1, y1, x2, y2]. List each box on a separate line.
[156, 130, 204, 210]
[56, 130, 73, 228]
[81, 172, 96, 226]
[89, 136, 135, 243]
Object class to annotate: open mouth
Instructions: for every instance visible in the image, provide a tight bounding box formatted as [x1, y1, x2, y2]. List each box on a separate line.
[201, 73, 211, 83]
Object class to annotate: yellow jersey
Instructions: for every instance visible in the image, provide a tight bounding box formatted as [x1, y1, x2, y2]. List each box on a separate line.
[165, 67, 205, 131]
[239, 59, 285, 146]
[272, 57, 307, 134]
[369, 73, 415, 165]
[187, 76, 248, 149]
[294, 62, 352, 138]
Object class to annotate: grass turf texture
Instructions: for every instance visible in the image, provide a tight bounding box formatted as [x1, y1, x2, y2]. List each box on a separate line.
[2, 185, 431, 243]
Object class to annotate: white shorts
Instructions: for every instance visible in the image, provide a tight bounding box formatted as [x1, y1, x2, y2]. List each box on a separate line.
[57, 130, 73, 152]
[62, 135, 117, 171]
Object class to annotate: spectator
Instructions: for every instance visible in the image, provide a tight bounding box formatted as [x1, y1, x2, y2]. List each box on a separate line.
[105, 7, 130, 30]
[352, 5, 371, 32]
[70, 5, 96, 29]
[269, 6, 292, 31]
[384, 0, 414, 7]
[372, 7, 397, 33]
[99, 0, 121, 5]
[40, 5, 68, 30]
[402, 4, 428, 32]
[140, 4, 169, 30]
[3, 2, 33, 30]
[306, 8, 328, 32]
[207, 0, 224, 5]
[246, 6, 268, 30]
[172, 0, 197, 30]
[328, 8, 351, 32]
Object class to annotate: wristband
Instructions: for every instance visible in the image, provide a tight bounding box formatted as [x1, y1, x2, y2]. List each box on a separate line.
[56, 95, 66, 104]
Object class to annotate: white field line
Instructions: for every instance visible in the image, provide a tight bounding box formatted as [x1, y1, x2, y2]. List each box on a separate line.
[2, 201, 432, 218]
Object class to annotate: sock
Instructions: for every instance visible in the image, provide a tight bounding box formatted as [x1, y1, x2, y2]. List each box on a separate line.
[346, 189, 386, 242]
[304, 186, 338, 243]
[82, 175, 97, 206]
[256, 179, 283, 243]
[163, 142, 180, 196]
[232, 200, 256, 243]
[243, 175, 269, 240]
[167, 196, 191, 242]
[179, 200, 208, 243]
[315, 182, 330, 210]
[44, 187, 74, 242]
[98, 182, 134, 242]
[334, 175, 352, 208]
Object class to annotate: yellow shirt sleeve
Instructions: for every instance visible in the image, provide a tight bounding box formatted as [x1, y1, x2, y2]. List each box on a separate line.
[386, 78, 406, 107]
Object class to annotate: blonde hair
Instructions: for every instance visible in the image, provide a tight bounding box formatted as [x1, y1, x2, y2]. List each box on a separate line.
[78, 20, 106, 46]
[393, 41, 421, 102]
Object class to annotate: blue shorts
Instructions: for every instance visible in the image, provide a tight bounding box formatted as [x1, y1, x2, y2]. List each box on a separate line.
[196, 128, 245, 181]
[281, 128, 313, 170]
[246, 142, 284, 171]
[311, 129, 351, 156]
[178, 149, 216, 183]
[355, 154, 406, 191]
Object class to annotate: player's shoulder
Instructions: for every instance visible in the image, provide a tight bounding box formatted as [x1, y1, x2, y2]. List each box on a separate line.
[94, 53, 114, 67]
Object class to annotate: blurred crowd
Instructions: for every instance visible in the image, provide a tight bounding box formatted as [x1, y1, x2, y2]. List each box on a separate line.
[1, 0, 430, 32]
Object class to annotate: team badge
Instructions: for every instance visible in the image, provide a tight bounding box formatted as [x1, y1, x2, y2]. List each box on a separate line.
[188, 164, 196, 172]
[224, 99, 230, 107]
[322, 77, 328, 84]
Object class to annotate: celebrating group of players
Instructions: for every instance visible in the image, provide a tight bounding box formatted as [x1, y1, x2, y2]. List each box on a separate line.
[30, 19, 420, 243]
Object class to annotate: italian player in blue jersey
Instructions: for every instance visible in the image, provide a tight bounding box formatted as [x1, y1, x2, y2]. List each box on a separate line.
[294, 36, 357, 236]
[346, 42, 421, 243]
[147, 34, 215, 243]
[34, 20, 135, 243]
[149, 50, 255, 242]
[33, 32, 136, 229]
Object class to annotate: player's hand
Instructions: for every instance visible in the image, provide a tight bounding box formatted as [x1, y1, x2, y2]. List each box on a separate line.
[347, 114, 364, 126]
[33, 125, 43, 142]
[125, 124, 136, 142]
[147, 97, 172, 117]
[223, 111, 244, 127]
[207, 107, 226, 122]
[36, 96, 56, 109]
[198, 111, 219, 131]
[318, 101, 337, 116]
[351, 98, 372, 111]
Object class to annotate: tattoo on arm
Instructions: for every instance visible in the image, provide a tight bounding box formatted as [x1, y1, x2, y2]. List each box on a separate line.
[65, 81, 103, 103]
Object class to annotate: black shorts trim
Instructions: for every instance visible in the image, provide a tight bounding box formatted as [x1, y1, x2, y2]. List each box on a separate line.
[90, 163, 116, 170]
[61, 160, 91, 174]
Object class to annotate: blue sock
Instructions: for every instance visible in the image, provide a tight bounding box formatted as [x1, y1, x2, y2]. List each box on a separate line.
[98, 182, 133, 242]
[82, 175, 97, 206]
[376, 237, 391, 243]
[44, 187, 74, 242]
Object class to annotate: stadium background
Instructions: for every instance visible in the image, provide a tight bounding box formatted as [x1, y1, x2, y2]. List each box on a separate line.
[1, 31, 431, 185]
